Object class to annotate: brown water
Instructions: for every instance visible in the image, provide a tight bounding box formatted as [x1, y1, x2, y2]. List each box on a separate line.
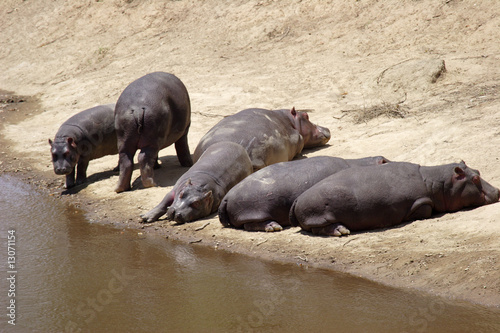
[0, 174, 499, 333]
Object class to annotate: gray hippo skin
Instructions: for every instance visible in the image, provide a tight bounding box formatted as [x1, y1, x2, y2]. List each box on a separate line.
[193, 107, 331, 170]
[141, 141, 253, 223]
[49, 104, 118, 189]
[218, 156, 389, 232]
[290, 161, 500, 236]
[114, 72, 193, 193]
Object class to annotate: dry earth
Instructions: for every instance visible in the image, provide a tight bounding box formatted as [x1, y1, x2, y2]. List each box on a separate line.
[1, 0, 499, 307]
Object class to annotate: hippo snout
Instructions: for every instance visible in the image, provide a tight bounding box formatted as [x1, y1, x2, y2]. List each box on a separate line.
[54, 166, 72, 175]
[167, 207, 187, 224]
[318, 126, 331, 144]
[485, 187, 500, 204]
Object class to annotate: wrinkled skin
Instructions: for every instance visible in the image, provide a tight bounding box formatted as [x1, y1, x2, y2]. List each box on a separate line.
[49, 104, 118, 189]
[193, 107, 330, 170]
[114, 72, 193, 193]
[290, 161, 500, 237]
[218, 156, 389, 232]
[141, 142, 253, 224]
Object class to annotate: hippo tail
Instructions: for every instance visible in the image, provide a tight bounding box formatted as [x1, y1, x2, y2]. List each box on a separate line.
[133, 107, 146, 134]
[217, 198, 233, 228]
[289, 199, 300, 227]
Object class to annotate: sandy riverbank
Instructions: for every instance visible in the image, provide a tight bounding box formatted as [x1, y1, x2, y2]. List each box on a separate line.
[1, 0, 499, 307]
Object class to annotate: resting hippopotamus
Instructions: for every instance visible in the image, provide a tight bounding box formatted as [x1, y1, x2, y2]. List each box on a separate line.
[218, 156, 389, 232]
[193, 107, 331, 170]
[114, 72, 193, 193]
[290, 161, 500, 236]
[49, 104, 118, 188]
[141, 141, 253, 223]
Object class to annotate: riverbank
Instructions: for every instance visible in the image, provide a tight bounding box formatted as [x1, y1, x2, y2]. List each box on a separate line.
[1, 0, 499, 308]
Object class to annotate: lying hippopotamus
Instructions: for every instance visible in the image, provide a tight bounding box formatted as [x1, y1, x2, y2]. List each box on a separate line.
[114, 72, 193, 193]
[49, 104, 118, 188]
[141, 141, 253, 223]
[193, 107, 331, 170]
[290, 161, 500, 236]
[218, 156, 389, 232]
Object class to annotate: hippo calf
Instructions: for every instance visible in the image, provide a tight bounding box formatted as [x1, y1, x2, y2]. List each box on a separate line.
[49, 104, 118, 188]
[193, 107, 331, 170]
[290, 161, 500, 236]
[114, 72, 193, 193]
[141, 141, 253, 224]
[218, 156, 389, 232]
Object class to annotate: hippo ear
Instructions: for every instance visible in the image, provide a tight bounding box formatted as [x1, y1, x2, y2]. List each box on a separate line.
[290, 107, 297, 117]
[48, 138, 53, 146]
[454, 166, 466, 181]
[67, 137, 77, 149]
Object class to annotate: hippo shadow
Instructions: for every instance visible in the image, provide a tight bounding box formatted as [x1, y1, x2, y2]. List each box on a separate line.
[300, 143, 332, 155]
[130, 155, 191, 191]
[61, 166, 120, 195]
[294, 212, 449, 238]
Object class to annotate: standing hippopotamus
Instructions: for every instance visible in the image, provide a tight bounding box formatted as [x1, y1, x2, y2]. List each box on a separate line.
[193, 107, 331, 170]
[49, 104, 118, 189]
[218, 155, 389, 232]
[290, 161, 500, 236]
[141, 141, 253, 224]
[114, 72, 193, 193]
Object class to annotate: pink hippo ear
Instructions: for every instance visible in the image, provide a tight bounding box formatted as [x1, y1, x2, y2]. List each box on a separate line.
[67, 137, 77, 149]
[290, 107, 297, 117]
[453, 166, 466, 181]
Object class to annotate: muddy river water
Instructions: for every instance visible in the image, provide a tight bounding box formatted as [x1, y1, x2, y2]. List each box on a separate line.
[0, 174, 499, 332]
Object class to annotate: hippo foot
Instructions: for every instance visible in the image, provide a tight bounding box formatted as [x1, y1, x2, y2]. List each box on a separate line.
[115, 184, 131, 193]
[75, 178, 87, 186]
[141, 177, 157, 188]
[312, 223, 350, 237]
[140, 208, 166, 223]
[243, 221, 283, 232]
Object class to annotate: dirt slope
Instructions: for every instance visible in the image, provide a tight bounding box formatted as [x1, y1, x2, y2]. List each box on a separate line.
[1, 0, 499, 307]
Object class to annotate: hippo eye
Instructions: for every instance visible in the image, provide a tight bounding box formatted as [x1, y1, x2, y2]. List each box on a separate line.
[472, 175, 481, 185]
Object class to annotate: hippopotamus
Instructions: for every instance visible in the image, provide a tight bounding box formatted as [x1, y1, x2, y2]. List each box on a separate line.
[114, 72, 193, 193]
[290, 161, 500, 236]
[193, 107, 331, 170]
[218, 155, 389, 232]
[49, 104, 118, 188]
[141, 141, 253, 223]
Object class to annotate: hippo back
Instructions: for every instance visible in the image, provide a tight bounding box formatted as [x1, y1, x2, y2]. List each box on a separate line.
[193, 108, 303, 170]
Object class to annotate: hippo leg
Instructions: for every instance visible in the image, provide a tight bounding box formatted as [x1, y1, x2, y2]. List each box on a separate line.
[405, 197, 433, 221]
[312, 223, 351, 237]
[138, 146, 159, 188]
[243, 221, 284, 232]
[141, 192, 175, 223]
[65, 168, 76, 189]
[115, 151, 135, 193]
[154, 158, 161, 169]
[174, 128, 193, 167]
[75, 159, 89, 186]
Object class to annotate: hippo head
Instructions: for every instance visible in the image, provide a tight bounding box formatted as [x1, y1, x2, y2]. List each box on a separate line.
[446, 161, 499, 211]
[48, 137, 79, 175]
[166, 179, 214, 224]
[288, 107, 331, 148]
